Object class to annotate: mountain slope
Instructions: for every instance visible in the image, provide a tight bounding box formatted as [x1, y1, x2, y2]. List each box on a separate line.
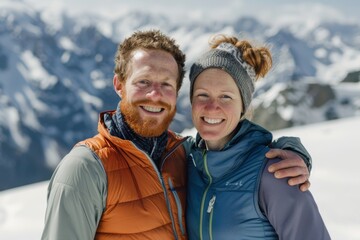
[1, 1, 360, 190]
[0, 116, 359, 240]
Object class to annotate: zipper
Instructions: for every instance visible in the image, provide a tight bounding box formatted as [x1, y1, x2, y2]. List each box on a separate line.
[207, 195, 216, 213]
[199, 151, 213, 240]
[160, 136, 189, 170]
[158, 136, 189, 238]
[207, 195, 216, 240]
[130, 142, 181, 240]
[169, 178, 185, 235]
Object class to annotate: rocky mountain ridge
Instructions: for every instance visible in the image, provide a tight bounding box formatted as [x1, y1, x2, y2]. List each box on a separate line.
[0, 2, 359, 189]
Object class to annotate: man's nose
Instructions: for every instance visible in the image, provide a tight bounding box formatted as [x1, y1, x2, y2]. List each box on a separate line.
[146, 84, 162, 101]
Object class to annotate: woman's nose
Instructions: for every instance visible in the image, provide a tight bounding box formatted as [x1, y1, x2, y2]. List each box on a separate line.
[205, 98, 219, 111]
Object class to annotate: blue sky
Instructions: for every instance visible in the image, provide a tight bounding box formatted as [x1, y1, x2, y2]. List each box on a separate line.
[25, 0, 360, 23]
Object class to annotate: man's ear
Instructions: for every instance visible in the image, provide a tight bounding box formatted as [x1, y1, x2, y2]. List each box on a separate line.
[113, 75, 122, 98]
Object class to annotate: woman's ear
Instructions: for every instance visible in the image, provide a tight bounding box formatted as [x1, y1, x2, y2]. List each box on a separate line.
[113, 75, 122, 98]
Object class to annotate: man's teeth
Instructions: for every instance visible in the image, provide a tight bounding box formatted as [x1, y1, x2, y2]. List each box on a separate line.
[204, 117, 222, 124]
[143, 106, 162, 113]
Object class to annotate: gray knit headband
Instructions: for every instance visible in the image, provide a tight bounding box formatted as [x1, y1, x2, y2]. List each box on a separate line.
[189, 42, 256, 113]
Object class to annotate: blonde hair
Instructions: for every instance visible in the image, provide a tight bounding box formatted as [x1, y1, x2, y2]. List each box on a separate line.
[209, 34, 272, 81]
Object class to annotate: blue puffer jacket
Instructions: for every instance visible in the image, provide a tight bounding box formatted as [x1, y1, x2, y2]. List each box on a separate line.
[186, 120, 277, 240]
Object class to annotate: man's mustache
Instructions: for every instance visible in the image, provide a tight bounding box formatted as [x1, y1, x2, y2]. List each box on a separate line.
[134, 99, 172, 111]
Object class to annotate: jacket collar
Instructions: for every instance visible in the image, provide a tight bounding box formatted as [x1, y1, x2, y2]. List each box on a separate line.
[96, 109, 185, 168]
[191, 119, 272, 180]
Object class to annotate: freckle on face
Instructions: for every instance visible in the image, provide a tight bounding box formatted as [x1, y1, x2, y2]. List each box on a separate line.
[119, 49, 179, 137]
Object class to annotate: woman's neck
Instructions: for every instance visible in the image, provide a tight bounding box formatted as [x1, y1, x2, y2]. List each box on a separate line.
[204, 122, 241, 151]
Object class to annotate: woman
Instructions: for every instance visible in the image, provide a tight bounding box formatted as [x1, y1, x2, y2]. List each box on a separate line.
[186, 34, 331, 239]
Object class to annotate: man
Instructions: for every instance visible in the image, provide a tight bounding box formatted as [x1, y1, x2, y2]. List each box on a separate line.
[41, 30, 311, 240]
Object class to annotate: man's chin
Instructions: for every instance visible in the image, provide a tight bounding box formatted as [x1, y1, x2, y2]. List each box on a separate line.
[132, 121, 169, 137]
[120, 100, 175, 137]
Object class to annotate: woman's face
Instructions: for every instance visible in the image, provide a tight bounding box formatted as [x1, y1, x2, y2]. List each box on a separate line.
[191, 68, 243, 150]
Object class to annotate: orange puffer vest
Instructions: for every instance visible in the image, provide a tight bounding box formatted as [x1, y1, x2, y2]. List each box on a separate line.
[81, 111, 188, 240]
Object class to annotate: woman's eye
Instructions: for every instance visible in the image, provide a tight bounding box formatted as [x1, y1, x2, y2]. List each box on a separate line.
[221, 95, 232, 101]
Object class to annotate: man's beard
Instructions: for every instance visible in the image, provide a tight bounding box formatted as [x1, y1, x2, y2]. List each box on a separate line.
[120, 96, 176, 137]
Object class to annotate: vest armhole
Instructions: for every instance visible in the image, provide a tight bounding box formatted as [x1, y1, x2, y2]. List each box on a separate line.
[74, 144, 108, 210]
[254, 147, 271, 220]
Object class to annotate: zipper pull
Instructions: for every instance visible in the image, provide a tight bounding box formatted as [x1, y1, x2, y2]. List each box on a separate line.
[207, 195, 216, 213]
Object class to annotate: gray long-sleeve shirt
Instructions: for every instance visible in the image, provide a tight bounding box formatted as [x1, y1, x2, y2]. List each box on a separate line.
[41, 146, 107, 240]
[41, 136, 313, 240]
[260, 159, 331, 239]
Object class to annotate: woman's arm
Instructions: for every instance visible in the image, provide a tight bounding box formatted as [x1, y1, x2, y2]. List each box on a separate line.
[259, 159, 331, 240]
[268, 136, 312, 191]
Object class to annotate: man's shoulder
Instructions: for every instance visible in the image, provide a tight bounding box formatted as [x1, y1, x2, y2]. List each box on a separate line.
[167, 130, 195, 142]
[77, 134, 110, 152]
[52, 146, 106, 186]
[167, 130, 195, 157]
[167, 130, 183, 139]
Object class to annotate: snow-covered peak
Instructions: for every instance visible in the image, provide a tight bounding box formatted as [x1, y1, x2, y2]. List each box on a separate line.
[1, 1, 360, 192]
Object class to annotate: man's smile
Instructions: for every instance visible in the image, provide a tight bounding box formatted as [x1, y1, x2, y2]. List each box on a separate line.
[141, 106, 164, 113]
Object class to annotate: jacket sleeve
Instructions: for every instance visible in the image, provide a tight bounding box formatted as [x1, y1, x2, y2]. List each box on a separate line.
[41, 146, 107, 240]
[270, 136, 312, 172]
[259, 159, 331, 239]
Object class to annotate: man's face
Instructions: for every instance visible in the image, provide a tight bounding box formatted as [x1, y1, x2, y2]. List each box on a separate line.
[115, 49, 178, 137]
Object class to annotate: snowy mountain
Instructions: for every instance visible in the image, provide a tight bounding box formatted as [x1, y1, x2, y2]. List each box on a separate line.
[1, 116, 359, 240]
[1, 0, 360, 190]
[0, 1, 119, 190]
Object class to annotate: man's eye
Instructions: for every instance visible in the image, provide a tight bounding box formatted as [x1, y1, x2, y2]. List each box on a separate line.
[138, 80, 150, 86]
[197, 94, 208, 99]
[162, 82, 174, 88]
